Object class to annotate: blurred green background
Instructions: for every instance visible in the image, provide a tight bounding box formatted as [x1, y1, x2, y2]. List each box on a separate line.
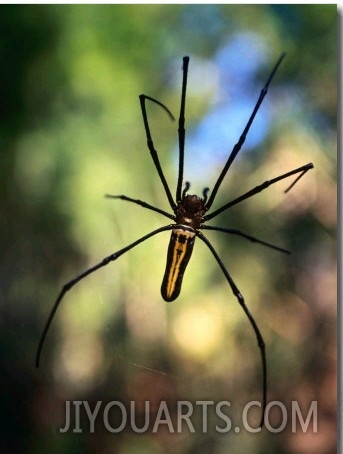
[0, 4, 336, 453]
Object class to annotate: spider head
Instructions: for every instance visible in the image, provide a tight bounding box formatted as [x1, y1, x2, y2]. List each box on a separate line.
[175, 193, 206, 229]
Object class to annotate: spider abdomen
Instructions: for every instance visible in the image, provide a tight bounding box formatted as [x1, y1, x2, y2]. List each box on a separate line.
[161, 225, 196, 302]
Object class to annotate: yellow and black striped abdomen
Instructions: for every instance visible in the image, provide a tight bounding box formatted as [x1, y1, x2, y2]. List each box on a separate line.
[161, 226, 196, 302]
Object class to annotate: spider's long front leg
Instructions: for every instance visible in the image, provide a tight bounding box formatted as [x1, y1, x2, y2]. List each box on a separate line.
[205, 52, 286, 210]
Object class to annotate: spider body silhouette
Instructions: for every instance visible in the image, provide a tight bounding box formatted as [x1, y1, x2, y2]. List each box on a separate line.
[36, 54, 313, 427]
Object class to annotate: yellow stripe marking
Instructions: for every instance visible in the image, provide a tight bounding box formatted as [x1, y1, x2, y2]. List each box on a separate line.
[164, 228, 195, 300]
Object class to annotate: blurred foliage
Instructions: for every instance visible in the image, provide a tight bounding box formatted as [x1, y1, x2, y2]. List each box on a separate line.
[0, 4, 337, 454]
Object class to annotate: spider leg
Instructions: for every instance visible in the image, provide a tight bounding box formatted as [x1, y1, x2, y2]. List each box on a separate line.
[205, 163, 313, 221]
[201, 225, 290, 254]
[197, 231, 266, 428]
[105, 194, 174, 220]
[176, 56, 189, 203]
[140, 94, 176, 210]
[36, 224, 174, 368]
[205, 53, 286, 210]
[284, 166, 312, 193]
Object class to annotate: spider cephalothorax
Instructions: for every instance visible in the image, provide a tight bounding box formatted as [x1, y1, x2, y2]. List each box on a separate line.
[174, 193, 207, 228]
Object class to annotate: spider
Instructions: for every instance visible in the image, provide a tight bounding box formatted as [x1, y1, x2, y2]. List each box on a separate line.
[36, 54, 313, 427]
